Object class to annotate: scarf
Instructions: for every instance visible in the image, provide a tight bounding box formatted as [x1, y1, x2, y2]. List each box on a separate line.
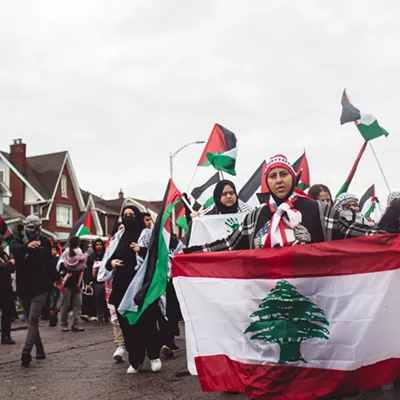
[333, 192, 359, 212]
[23, 215, 42, 243]
[62, 247, 87, 272]
[264, 193, 302, 248]
[213, 180, 239, 214]
[387, 191, 400, 208]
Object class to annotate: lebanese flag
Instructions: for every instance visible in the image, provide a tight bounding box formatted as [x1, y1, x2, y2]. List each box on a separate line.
[119, 179, 183, 324]
[292, 152, 310, 191]
[198, 124, 238, 176]
[173, 235, 400, 399]
[238, 161, 268, 208]
[70, 206, 93, 238]
[360, 184, 376, 220]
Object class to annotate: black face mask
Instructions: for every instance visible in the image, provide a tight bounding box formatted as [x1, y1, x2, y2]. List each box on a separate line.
[122, 215, 137, 230]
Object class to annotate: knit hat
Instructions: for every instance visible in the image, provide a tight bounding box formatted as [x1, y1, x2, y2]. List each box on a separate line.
[265, 154, 296, 180]
[333, 192, 359, 212]
[387, 191, 400, 208]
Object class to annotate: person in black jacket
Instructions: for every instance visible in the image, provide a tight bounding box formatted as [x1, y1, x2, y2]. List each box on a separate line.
[84, 238, 108, 324]
[0, 235, 16, 345]
[10, 215, 60, 367]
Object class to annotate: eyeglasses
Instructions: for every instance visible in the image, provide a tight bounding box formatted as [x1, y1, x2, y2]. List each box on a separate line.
[221, 191, 235, 197]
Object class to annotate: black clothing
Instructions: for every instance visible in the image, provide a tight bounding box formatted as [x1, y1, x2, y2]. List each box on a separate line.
[10, 234, 59, 298]
[0, 250, 15, 340]
[59, 263, 81, 290]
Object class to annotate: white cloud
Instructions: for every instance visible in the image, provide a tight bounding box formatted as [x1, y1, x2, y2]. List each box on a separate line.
[0, 0, 398, 203]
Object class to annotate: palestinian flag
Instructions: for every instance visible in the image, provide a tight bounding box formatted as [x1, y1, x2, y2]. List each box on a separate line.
[0, 217, 13, 246]
[70, 206, 93, 238]
[198, 124, 238, 176]
[57, 241, 63, 256]
[191, 172, 220, 210]
[340, 90, 389, 141]
[360, 184, 376, 220]
[173, 234, 400, 399]
[119, 179, 182, 324]
[335, 139, 368, 198]
[292, 152, 310, 191]
[176, 207, 189, 232]
[238, 161, 267, 208]
[105, 236, 111, 249]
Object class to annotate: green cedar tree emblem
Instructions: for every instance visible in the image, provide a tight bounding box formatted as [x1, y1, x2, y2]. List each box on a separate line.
[244, 280, 330, 363]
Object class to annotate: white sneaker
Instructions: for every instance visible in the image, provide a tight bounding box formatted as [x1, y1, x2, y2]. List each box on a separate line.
[89, 316, 98, 322]
[127, 365, 141, 374]
[113, 346, 126, 363]
[150, 358, 162, 372]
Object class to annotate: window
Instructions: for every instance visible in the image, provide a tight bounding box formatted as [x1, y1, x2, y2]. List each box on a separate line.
[0, 170, 4, 183]
[56, 205, 73, 227]
[61, 175, 68, 198]
[31, 204, 41, 216]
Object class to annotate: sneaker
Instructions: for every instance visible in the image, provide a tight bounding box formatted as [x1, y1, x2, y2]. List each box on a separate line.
[35, 345, 46, 360]
[81, 314, 90, 322]
[113, 346, 126, 363]
[127, 365, 141, 374]
[21, 353, 31, 368]
[150, 358, 162, 372]
[89, 316, 98, 322]
[160, 345, 174, 359]
[61, 326, 69, 332]
[71, 326, 85, 332]
[1, 337, 16, 345]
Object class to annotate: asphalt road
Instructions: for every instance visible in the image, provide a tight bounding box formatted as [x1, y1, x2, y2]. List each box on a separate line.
[0, 320, 398, 400]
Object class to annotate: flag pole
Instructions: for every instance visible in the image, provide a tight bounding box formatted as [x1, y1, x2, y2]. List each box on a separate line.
[181, 195, 194, 213]
[368, 142, 391, 193]
[219, 171, 224, 180]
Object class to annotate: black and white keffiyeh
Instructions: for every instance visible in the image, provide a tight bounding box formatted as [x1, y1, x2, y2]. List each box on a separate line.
[333, 193, 359, 212]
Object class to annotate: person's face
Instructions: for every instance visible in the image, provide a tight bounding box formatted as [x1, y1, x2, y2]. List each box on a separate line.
[318, 191, 332, 206]
[95, 242, 103, 253]
[0, 241, 5, 251]
[143, 216, 152, 229]
[124, 208, 135, 217]
[87, 243, 93, 249]
[267, 167, 293, 199]
[344, 200, 360, 212]
[51, 248, 58, 257]
[220, 185, 237, 207]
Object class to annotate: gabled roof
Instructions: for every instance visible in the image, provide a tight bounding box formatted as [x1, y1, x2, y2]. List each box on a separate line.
[27, 152, 67, 199]
[2, 203, 25, 222]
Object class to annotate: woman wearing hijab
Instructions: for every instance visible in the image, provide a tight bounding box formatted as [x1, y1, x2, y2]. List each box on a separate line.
[333, 193, 361, 213]
[184, 154, 385, 253]
[98, 206, 162, 374]
[205, 180, 253, 215]
[308, 184, 333, 206]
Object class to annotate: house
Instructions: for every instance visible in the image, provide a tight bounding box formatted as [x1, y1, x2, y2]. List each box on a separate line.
[81, 189, 163, 238]
[0, 139, 86, 240]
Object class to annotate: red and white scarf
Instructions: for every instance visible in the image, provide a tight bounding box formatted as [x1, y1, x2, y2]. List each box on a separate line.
[264, 193, 303, 248]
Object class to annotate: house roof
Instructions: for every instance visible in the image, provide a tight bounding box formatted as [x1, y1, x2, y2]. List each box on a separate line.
[1, 150, 67, 199]
[2, 203, 25, 221]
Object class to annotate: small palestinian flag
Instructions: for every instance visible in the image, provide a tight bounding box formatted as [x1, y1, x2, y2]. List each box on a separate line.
[70, 206, 93, 238]
[238, 161, 267, 208]
[120, 179, 183, 324]
[360, 184, 376, 220]
[340, 90, 389, 141]
[191, 172, 220, 210]
[0, 217, 13, 246]
[57, 241, 63, 256]
[198, 124, 238, 176]
[335, 139, 368, 198]
[293, 152, 310, 191]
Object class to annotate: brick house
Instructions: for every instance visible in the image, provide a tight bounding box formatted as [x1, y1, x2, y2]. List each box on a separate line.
[0, 139, 86, 240]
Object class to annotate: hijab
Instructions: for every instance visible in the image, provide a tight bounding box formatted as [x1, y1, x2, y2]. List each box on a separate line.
[333, 193, 359, 212]
[213, 180, 239, 214]
[121, 205, 145, 243]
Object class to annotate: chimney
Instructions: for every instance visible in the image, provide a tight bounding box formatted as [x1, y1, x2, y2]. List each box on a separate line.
[118, 189, 124, 199]
[10, 138, 27, 174]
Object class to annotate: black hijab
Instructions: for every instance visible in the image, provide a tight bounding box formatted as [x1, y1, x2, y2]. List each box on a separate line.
[121, 205, 145, 242]
[213, 180, 239, 214]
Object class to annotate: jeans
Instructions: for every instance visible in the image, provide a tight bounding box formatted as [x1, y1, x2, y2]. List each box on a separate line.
[20, 293, 47, 354]
[60, 288, 82, 328]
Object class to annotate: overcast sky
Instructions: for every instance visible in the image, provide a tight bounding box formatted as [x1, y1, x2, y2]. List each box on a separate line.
[1, 1, 399, 204]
